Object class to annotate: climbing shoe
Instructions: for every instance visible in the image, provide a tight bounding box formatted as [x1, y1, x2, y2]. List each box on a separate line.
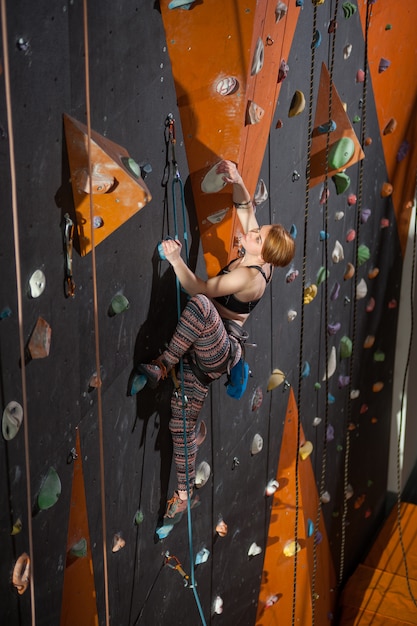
[135, 359, 167, 389]
[164, 491, 200, 520]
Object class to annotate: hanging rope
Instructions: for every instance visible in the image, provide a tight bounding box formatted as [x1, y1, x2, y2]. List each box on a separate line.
[1, 1, 36, 622]
[82, 1, 110, 623]
[292, 5, 318, 625]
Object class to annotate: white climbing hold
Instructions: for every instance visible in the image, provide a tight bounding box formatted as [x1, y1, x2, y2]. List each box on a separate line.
[251, 37, 264, 75]
[254, 179, 268, 205]
[267, 369, 285, 391]
[248, 542, 262, 557]
[356, 278, 367, 300]
[195, 461, 211, 488]
[313, 417, 322, 427]
[323, 346, 337, 380]
[29, 269, 46, 298]
[275, 1, 288, 22]
[332, 240, 344, 263]
[201, 162, 227, 193]
[251, 433, 264, 455]
[350, 389, 360, 399]
[335, 211, 344, 221]
[213, 596, 224, 615]
[265, 479, 279, 496]
[343, 43, 352, 59]
[287, 309, 297, 322]
[195, 548, 210, 565]
[320, 491, 331, 504]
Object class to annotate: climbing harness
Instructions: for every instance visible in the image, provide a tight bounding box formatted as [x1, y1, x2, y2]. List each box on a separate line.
[64, 212, 76, 298]
[164, 552, 191, 587]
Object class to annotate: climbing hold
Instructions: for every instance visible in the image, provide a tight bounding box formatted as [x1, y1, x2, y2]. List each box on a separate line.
[332, 240, 344, 263]
[112, 533, 125, 552]
[312, 29, 321, 48]
[195, 461, 211, 488]
[128, 373, 147, 396]
[343, 44, 352, 60]
[251, 434, 264, 455]
[267, 369, 285, 390]
[319, 230, 329, 241]
[0, 306, 12, 320]
[360, 404, 368, 414]
[278, 59, 289, 83]
[251, 387, 263, 411]
[316, 267, 329, 285]
[27, 317, 51, 356]
[320, 491, 331, 504]
[254, 179, 268, 205]
[299, 441, 313, 460]
[346, 229, 356, 242]
[196, 420, 207, 446]
[383, 118, 397, 135]
[11, 518, 22, 536]
[334, 211, 344, 221]
[295, 0, 304, 7]
[344, 263, 355, 280]
[37, 467, 61, 510]
[380, 218, 390, 228]
[12, 553, 30, 595]
[345, 484, 354, 500]
[201, 162, 227, 193]
[397, 140, 410, 162]
[366, 297, 375, 312]
[313, 417, 322, 426]
[287, 309, 297, 322]
[216, 76, 239, 96]
[265, 479, 279, 496]
[388, 299, 398, 309]
[292, 170, 301, 181]
[364, 136, 372, 146]
[283, 540, 301, 557]
[332, 172, 351, 195]
[357, 244, 370, 266]
[320, 187, 330, 204]
[265, 594, 281, 608]
[288, 90, 305, 117]
[2, 400, 23, 441]
[363, 335, 375, 348]
[28, 269, 46, 298]
[70, 538, 87, 558]
[356, 279, 367, 300]
[156, 524, 174, 539]
[251, 37, 264, 76]
[88, 371, 102, 389]
[301, 361, 310, 378]
[318, 120, 336, 134]
[354, 494, 366, 509]
[134, 510, 144, 525]
[373, 349, 385, 362]
[385, 23, 392, 30]
[195, 548, 210, 565]
[290, 224, 297, 239]
[216, 519, 228, 537]
[329, 137, 355, 169]
[342, 2, 357, 18]
[276, 118, 283, 129]
[314, 382, 321, 390]
[93, 216, 104, 229]
[213, 596, 224, 615]
[338, 375, 350, 388]
[356, 69, 365, 83]
[275, 1, 288, 22]
[330, 281, 340, 300]
[340, 336, 352, 358]
[353, 115, 361, 123]
[307, 519, 314, 537]
[378, 58, 391, 73]
[168, 0, 197, 8]
[350, 389, 360, 399]
[328, 322, 341, 335]
[323, 346, 337, 380]
[368, 267, 379, 279]
[248, 542, 262, 557]
[328, 18, 337, 33]
[361, 208, 371, 223]
[109, 294, 130, 316]
[326, 424, 335, 442]
[380, 182, 393, 197]
[304, 284, 317, 304]
[286, 268, 299, 283]
[246, 100, 265, 125]
[347, 193, 357, 205]
[315, 531, 323, 545]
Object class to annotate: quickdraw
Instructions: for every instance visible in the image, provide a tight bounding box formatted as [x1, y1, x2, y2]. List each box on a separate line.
[164, 552, 191, 587]
[64, 213, 76, 298]
[165, 114, 189, 263]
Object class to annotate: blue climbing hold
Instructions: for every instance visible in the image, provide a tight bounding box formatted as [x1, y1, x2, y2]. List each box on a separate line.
[318, 120, 336, 134]
[290, 224, 297, 239]
[168, 0, 196, 9]
[312, 30, 322, 48]
[156, 524, 174, 539]
[307, 519, 314, 537]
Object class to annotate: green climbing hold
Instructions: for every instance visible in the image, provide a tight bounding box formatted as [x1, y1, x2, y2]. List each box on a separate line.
[70, 538, 87, 558]
[328, 137, 355, 169]
[340, 336, 352, 359]
[37, 467, 61, 510]
[332, 172, 350, 195]
[317, 266, 329, 285]
[342, 1, 357, 19]
[134, 509, 144, 525]
[357, 244, 370, 266]
[373, 350, 385, 362]
[352, 115, 361, 123]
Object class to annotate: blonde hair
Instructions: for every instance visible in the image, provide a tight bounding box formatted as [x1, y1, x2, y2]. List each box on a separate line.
[262, 224, 295, 267]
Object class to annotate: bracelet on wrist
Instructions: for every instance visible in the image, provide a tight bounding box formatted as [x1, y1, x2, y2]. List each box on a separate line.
[233, 199, 253, 209]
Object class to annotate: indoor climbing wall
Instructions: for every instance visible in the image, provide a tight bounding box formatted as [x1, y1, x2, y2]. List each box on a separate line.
[1, 1, 416, 626]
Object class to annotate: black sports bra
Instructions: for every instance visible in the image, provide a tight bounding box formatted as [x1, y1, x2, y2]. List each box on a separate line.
[213, 259, 272, 314]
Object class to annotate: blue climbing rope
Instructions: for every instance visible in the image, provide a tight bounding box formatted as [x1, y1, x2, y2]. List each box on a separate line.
[167, 114, 207, 626]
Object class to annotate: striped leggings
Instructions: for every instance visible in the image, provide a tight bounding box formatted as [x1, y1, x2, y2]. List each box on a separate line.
[161, 294, 241, 492]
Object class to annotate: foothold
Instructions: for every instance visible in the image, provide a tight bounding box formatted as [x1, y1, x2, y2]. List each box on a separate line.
[312, 29, 321, 49]
[278, 59, 289, 83]
[378, 58, 390, 73]
[381, 182, 393, 197]
[265, 479, 279, 496]
[313, 417, 322, 426]
[383, 118, 397, 135]
[12, 553, 30, 595]
[2, 401, 23, 441]
[323, 346, 337, 380]
[347, 193, 357, 205]
[288, 90, 305, 117]
[213, 596, 224, 615]
[318, 120, 336, 135]
[216, 519, 228, 537]
[344, 263, 355, 280]
[134, 510, 144, 525]
[195, 461, 211, 488]
[246, 100, 265, 125]
[388, 299, 398, 309]
[248, 542, 262, 557]
[334, 211, 344, 221]
[317, 267, 329, 285]
[342, 2, 357, 18]
[201, 162, 227, 193]
[361, 208, 371, 223]
[364, 136, 372, 146]
[216, 76, 239, 96]
[206, 208, 229, 224]
[356, 69, 365, 83]
[397, 141, 410, 162]
[330, 281, 340, 301]
[368, 267, 379, 279]
[28, 317, 51, 359]
[267, 369, 285, 391]
[292, 170, 301, 182]
[112, 533, 125, 552]
[340, 336, 352, 358]
[373, 349, 385, 362]
[276, 118, 283, 129]
[251, 433, 264, 455]
[350, 389, 360, 399]
[328, 322, 341, 335]
[251, 386, 263, 411]
[70, 538, 87, 558]
[338, 375, 350, 388]
[290, 224, 297, 239]
[37, 467, 61, 510]
[319, 230, 329, 241]
[299, 441, 313, 460]
[329, 137, 355, 169]
[251, 37, 264, 76]
[357, 244, 370, 266]
[301, 361, 311, 378]
[156, 524, 174, 539]
[286, 268, 299, 283]
[380, 218, 390, 228]
[254, 179, 268, 205]
[109, 294, 130, 316]
[320, 491, 331, 504]
[29, 269, 46, 298]
[287, 309, 297, 322]
[332, 172, 351, 195]
[343, 44, 352, 59]
[304, 284, 317, 304]
[275, 1, 288, 23]
[366, 297, 376, 313]
[283, 540, 301, 557]
[314, 383, 321, 391]
[93, 216, 104, 228]
[328, 18, 337, 33]
[346, 229, 356, 242]
[195, 548, 210, 565]
[332, 240, 344, 263]
[385, 23, 392, 30]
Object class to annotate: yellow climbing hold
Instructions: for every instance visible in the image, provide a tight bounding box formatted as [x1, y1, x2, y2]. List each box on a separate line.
[267, 369, 286, 391]
[299, 441, 313, 460]
[304, 284, 318, 304]
[288, 90, 305, 117]
[283, 540, 301, 557]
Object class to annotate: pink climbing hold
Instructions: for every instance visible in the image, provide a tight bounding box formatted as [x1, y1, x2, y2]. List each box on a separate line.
[286, 268, 299, 283]
[380, 218, 390, 228]
[366, 297, 375, 312]
[388, 299, 397, 309]
[346, 229, 356, 242]
[356, 69, 365, 83]
[347, 194, 357, 206]
[320, 187, 330, 204]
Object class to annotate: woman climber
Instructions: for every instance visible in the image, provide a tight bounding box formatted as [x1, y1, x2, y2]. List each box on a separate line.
[136, 160, 295, 519]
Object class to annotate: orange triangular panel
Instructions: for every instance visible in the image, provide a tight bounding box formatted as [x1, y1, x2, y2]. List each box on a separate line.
[309, 63, 364, 188]
[64, 114, 151, 256]
[60, 430, 98, 626]
[256, 388, 336, 624]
